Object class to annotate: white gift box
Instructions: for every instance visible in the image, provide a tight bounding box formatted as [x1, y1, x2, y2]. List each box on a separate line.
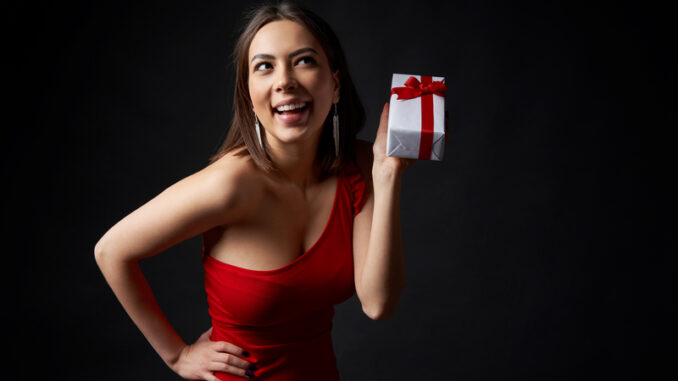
[386, 73, 446, 161]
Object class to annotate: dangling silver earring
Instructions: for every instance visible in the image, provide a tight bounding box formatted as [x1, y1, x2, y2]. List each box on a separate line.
[333, 103, 339, 156]
[254, 115, 264, 150]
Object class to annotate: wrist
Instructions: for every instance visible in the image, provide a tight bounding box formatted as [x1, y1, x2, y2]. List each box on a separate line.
[165, 343, 188, 372]
[372, 168, 402, 194]
[372, 169, 402, 192]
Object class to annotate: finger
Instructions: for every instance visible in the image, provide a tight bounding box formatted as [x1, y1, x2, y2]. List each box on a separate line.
[213, 352, 256, 370]
[212, 341, 248, 357]
[209, 362, 254, 379]
[205, 370, 249, 381]
[377, 102, 390, 135]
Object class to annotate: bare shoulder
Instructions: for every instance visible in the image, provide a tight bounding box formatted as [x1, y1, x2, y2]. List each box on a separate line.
[195, 151, 265, 210]
[94, 150, 266, 260]
[149, 150, 266, 227]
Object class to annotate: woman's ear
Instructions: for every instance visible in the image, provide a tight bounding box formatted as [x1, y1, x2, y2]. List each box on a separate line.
[332, 70, 341, 103]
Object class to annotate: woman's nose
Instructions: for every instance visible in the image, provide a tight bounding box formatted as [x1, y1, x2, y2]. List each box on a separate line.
[275, 66, 298, 92]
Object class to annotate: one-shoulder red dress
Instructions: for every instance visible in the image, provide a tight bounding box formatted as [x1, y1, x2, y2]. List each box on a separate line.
[202, 163, 366, 380]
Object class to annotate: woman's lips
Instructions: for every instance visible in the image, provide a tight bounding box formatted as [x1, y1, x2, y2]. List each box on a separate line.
[273, 103, 311, 125]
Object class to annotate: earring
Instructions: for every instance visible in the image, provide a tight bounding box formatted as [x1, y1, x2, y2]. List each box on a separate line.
[333, 103, 339, 156]
[254, 115, 264, 150]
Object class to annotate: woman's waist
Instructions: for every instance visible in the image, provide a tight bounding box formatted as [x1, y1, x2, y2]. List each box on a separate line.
[210, 308, 334, 348]
[210, 319, 337, 375]
[207, 328, 338, 381]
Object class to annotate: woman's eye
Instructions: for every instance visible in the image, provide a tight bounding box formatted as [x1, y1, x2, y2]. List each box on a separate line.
[297, 56, 315, 65]
[254, 62, 272, 71]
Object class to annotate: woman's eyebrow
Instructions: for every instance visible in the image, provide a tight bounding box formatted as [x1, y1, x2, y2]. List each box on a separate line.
[288, 47, 318, 58]
[250, 47, 318, 63]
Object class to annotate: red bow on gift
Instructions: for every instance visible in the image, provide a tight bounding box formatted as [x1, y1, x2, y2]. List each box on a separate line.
[390, 76, 447, 100]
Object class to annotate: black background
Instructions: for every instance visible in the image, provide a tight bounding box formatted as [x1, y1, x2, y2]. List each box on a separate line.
[6, 0, 674, 380]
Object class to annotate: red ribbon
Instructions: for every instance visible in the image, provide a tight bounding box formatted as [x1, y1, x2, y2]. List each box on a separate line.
[391, 76, 445, 159]
[390, 76, 447, 100]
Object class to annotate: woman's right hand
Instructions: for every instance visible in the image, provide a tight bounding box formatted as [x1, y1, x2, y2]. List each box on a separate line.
[169, 327, 257, 380]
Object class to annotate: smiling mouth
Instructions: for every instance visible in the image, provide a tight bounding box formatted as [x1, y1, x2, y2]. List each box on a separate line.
[274, 102, 310, 115]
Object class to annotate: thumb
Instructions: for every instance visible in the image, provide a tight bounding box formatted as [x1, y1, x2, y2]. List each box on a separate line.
[380, 102, 389, 125]
[377, 102, 390, 136]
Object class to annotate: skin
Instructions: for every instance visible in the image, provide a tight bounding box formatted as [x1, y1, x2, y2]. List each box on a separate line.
[248, 20, 340, 185]
[94, 20, 410, 380]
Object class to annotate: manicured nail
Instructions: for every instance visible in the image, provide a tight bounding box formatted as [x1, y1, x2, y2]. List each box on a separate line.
[242, 350, 250, 357]
[245, 370, 255, 378]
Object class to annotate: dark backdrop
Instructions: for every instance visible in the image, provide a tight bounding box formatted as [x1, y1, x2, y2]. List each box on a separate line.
[6, 0, 673, 380]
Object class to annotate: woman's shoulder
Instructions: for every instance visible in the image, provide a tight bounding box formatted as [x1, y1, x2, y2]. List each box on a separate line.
[194, 150, 267, 209]
[205, 149, 257, 180]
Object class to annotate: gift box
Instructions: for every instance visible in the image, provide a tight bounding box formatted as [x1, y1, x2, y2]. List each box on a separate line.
[387, 73, 447, 160]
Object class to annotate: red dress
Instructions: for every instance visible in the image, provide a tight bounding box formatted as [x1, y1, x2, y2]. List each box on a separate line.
[202, 163, 366, 380]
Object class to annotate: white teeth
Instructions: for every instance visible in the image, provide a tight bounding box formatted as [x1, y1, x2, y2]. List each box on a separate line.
[276, 102, 306, 112]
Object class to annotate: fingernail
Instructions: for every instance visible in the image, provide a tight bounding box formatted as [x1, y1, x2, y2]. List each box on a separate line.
[245, 370, 255, 378]
[249, 363, 258, 371]
[242, 350, 250, 357]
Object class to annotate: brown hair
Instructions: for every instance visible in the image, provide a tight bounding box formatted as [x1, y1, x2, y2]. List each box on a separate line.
[209, 2, 365, 177]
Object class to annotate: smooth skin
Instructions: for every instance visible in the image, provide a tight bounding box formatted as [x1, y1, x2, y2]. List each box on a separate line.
[95, 20, 409, 380]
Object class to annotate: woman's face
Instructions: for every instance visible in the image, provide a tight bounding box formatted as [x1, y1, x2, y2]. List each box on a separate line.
[248, 20, 340, 148]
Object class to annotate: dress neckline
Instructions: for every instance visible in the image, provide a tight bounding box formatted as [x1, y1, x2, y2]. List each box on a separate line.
[203, 175, 342, 275]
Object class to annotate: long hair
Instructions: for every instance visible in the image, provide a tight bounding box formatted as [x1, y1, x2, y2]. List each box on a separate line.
[209, 2, 365, 177]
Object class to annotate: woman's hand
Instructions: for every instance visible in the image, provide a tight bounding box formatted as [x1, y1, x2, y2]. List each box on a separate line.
[372, 102, 450, 184]
[169, 327, 257, 380]
[372, 103, 415, 184]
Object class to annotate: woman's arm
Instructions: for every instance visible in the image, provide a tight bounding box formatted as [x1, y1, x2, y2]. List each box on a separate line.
[94, 156, 259, 379]
[352, 103, 412, 320]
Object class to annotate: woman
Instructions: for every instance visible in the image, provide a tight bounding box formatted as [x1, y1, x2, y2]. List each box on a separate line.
[95, 3, 409, 380]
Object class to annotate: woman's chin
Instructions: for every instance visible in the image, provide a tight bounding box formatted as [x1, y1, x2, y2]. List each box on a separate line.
[266, 114, 325, 145]
[267, 123, 324, 147]
[271, 130, 312, 145]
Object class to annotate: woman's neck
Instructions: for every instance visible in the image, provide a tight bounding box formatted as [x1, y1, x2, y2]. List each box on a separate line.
[265, 135, 321, 188]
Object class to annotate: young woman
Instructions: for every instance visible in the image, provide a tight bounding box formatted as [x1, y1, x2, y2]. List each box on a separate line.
[95, 3, 410, 380]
